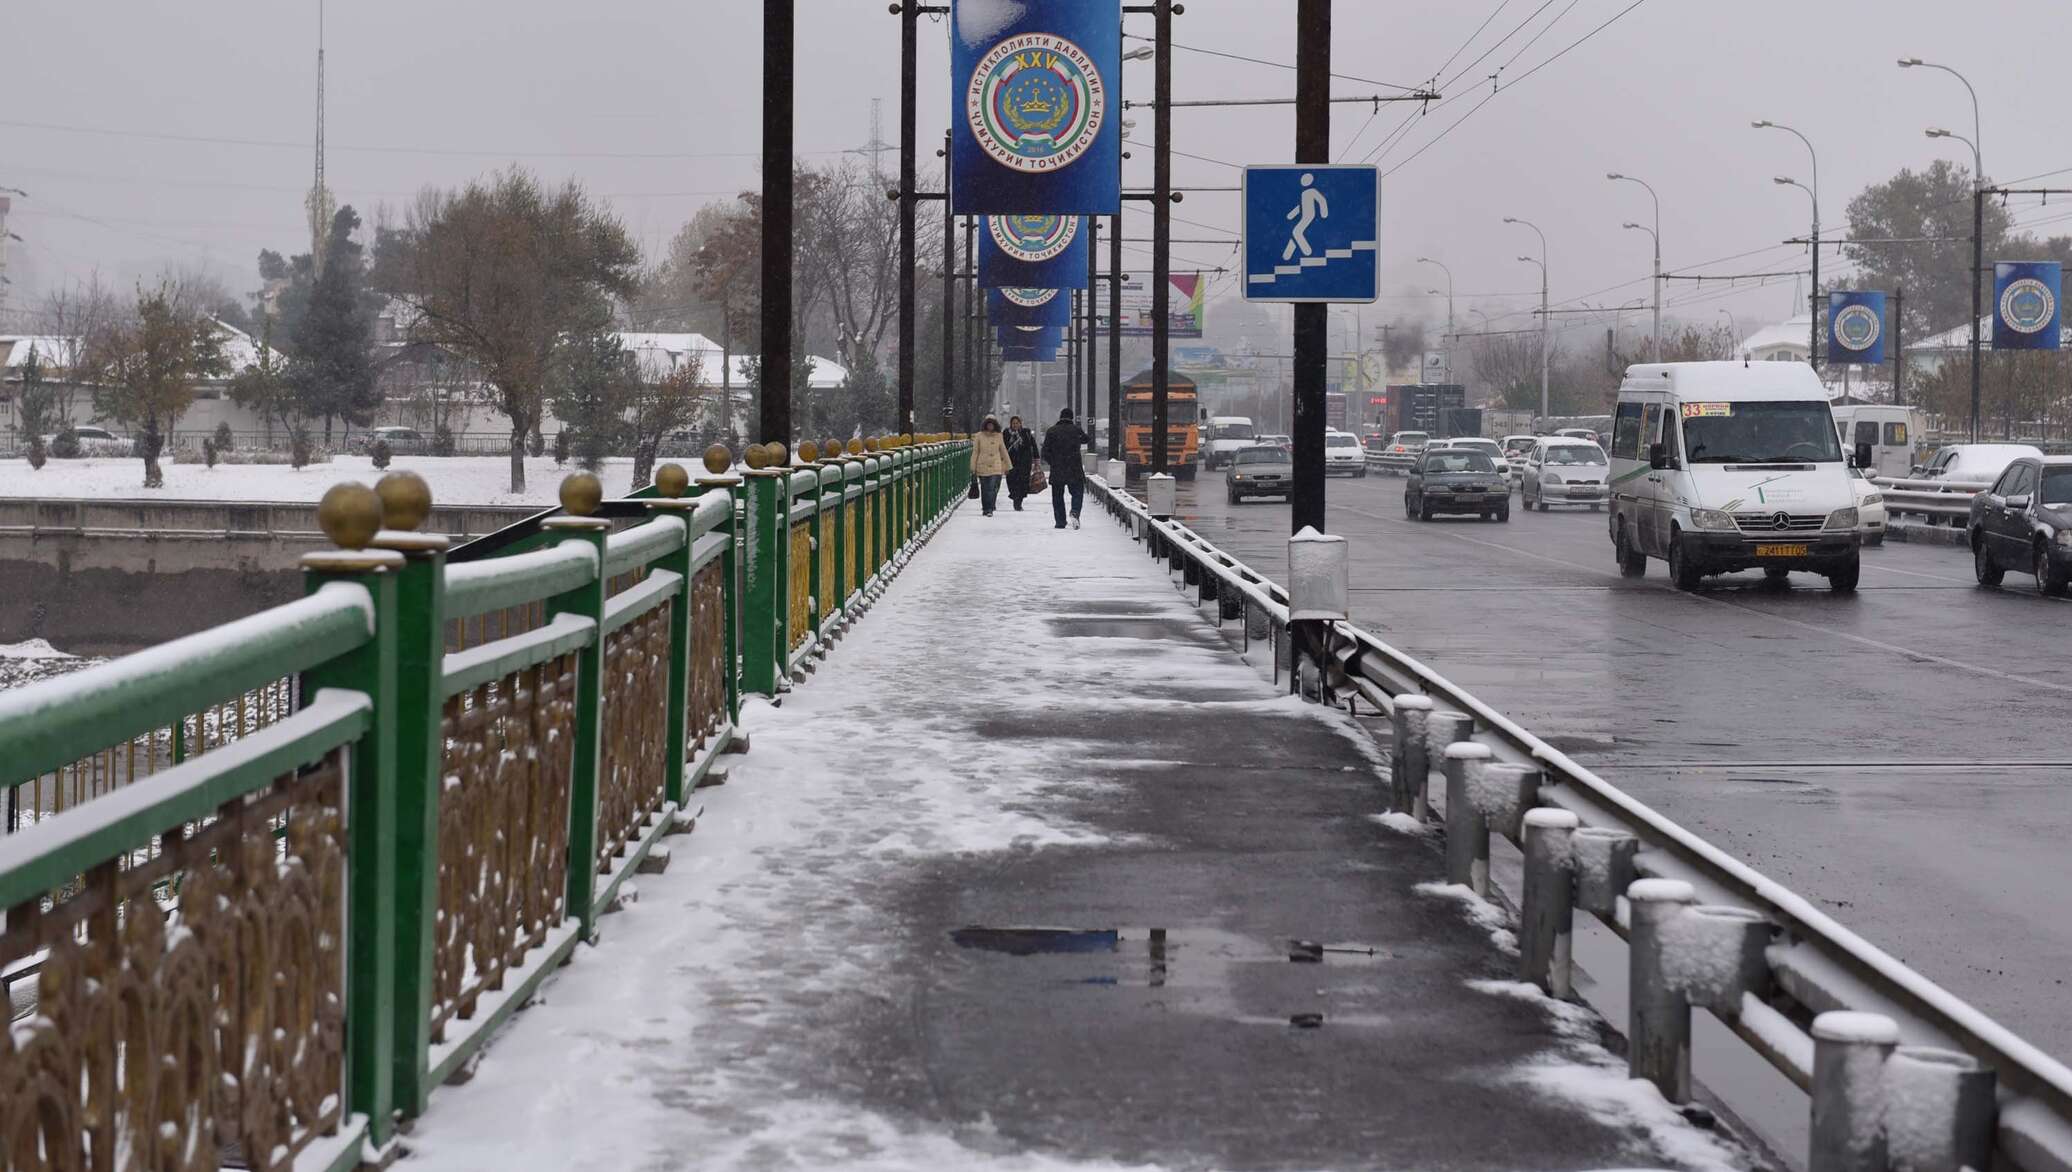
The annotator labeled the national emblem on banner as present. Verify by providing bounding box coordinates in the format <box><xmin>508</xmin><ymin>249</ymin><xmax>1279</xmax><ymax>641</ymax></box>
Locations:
<box><xmin>969</xmin><ymin>36</ymin><xmax>1104</xmax><ymax>173</ymax></box>
<box><xmin>1994</xmin><ymin>262</ymin><xmax>2061</xmax><ymax>350</ymax></box>
<box><xmin>1827</xmin><ymin>291</ymin><xmax>1887</xmax><ymax>365</ymax></box>
<box><xmin>979</xmin><ymin>215</ymin><xmax>1088</xmax><ymax>289</ymax></box>
<box><xmin>950</xmin><ymin>0</ymin><xmax>1123</xmax><ymax>215</ymax></box>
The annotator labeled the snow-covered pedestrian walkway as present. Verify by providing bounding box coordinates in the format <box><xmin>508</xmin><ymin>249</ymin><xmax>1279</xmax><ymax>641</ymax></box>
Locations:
<box><xmin>402</xmin><ymin>498</ymin><xmax>1751</xmax><ymax>1172</ymax></box>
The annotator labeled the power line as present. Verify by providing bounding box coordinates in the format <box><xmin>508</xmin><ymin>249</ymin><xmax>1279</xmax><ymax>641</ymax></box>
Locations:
<box><xmin>1122</xmin><ymin>35</ymin><xmax>1423</xmax><ymax>92</ymax></box>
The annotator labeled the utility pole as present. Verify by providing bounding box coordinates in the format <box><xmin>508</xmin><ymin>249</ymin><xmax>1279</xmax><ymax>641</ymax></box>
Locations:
<box><xmin>962</xmin><ymin>215</ymin><xmax>976</xmax><ymax>431</ymax></box>
<box><xmin>942</xmin><ymin>130</ymin><xmax>955</xmax><ymax>435</ymax></box>
<box><xmin>1290</xmin><ymin>0</ymin><xmax>1330</xmax><ymax>534</ymax></box>
<box><xmin>1150</xmin><ymin>0</ymin><xmax>1174</xmax><ymax>475</ymax></box>
<box><xmin>1108</xmin><ymin>213</ymin><xmax>1123</xmax><ymax>461</ymax></box>
<box><xmin>1086</xmin><ymin>217</ymin><xmax>1099</xmax><ymax>451</ymax></box>
<box><xmin>894</xmin><ymin>1</ymin><xmax>924</xmax><ymax>433</ymax></box>
<box><xmin>308</xmin><ymin>0</ymin><xmax>333</xmax><ymax>274</ymax></box>
<box><xmin>760</xmin><ymin>0</ymin><xmax>793</xmax><ymax>448</ymax></box>
<box><xmin>1892</xmin><ymin>285</ymin><xmax>1905</xmax><ymax>406</ymax></box>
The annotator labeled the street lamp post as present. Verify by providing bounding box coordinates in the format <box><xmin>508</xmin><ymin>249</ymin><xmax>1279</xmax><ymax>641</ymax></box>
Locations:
<box><xmin>1903</xmin><ymin>59</ymin><xmax>1983</xmax><ymax>441</ymax></box>
<box><xmin>1718</xmin><ymin>309</ymin><xmax>1740</xmax><ymax>357</ymax></box>
<box><xmin>1606</xmin><ymin>174</ymin><xmax>1661</xmax><ymax>361</ymax></box>
<box><xmin>1417</xmin><ymin>256</ymin><xmax>1455</xmax><ymax>379</ymax></box>
<box><xmin>1751</xmin><ymin>121</ymin><xmax>1820</xmax><ymax>368</ymax></box>
<box><xmin>1773</xmin><ymin>176</ymin><xmax>1818</xmax><ymax>365</ymax></box>
<box><xmin>1504</xmin><ymin>217</ymin><xmax>1550</xmax><ymax>421</ymax></box>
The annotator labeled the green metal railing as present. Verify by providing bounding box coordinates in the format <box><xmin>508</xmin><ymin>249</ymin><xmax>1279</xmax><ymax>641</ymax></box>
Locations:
<box><xmin>0</xmin><ymin>435</ymin><xmax>971</xmax><ymax>1168</ymax></box>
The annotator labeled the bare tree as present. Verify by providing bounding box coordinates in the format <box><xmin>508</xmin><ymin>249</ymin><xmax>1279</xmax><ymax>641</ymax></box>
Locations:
<box><xmin>374</xmin><ymin>169</ymin><xmax>641</xmax><ymax>493</ymax></box>
<box><xmin>35</xmin><ymin>277</ymin><xmax>124</xmax><ymax>431</ymax></box>
<box><xmin>627</xmin><ymin>354</ymin><xmax>705</xmax><ymax>491</ymax></box>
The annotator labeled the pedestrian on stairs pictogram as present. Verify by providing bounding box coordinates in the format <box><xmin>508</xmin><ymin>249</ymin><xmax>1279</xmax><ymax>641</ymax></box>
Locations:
<box><xmin>1243</xmin><ymin>164</ymin><xmax>1379</xmax><ymax>304</ymax></box>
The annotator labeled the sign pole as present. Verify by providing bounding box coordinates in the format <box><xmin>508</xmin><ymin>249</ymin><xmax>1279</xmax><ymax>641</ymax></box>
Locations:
<box><xmin>760</xmin><ymin>0</ymin><xmax>794</xmax><ymax>449</ymax></box>
<box><xmin>942</xmin><ymin>130</ymin><xmax>955</xmax><ymax>435</ymax></box>
<box><xmin>1290</xmin><ymin>0</ymin><xmax>1330</xmax><ymax>535</ymax></box>
<box><xmin>1150</xmin><ymin>0</ymin><xmax>1172</xmax><ymax>475</ymax></box>
<box><xmin>1892</xmin><ymin>285</ymin><xmax>1905</xmax><ymax>407</ymax></box>
<box><xmin>1086</xmin><ymin>218</ymin><xmax>1100</xmax><ymax>451</ymax></box>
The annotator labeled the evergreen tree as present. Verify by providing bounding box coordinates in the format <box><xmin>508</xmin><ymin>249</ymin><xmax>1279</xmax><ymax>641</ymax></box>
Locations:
<box><xmin>291</xmin><ymin>207</ymin><xmax>383</xmax><ymax>444</ymax></box>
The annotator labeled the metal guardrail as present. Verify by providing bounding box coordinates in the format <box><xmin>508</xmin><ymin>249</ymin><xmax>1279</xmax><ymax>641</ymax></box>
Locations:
<box><xmin>1871</xmin><ymin>476</ymin><xmax>1990</xmax><ymax>523</ymax></box>
<box><xmin>1085</xmin><ymin>472</ymin><xmax>2072</xmax><ymax>1172</ymax></box>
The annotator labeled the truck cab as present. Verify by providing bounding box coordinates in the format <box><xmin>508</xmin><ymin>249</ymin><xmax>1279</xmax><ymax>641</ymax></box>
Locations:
<box><xmin>1122</xmin><ymin>367</ymin><xmax>1202</xmax><ymax>480</ymax></box>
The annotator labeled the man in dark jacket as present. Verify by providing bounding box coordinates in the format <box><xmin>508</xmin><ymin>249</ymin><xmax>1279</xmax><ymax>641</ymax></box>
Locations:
<box><xmin>1040</xmin><ymin>408</ymin><xmax>1090</xmax><ymax>529</ymax></box>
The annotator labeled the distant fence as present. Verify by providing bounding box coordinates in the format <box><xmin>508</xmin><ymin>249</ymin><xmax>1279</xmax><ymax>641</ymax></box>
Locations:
<box><xmin>0</xmin><ymin>434</ymin><xmax>971</xmax><ymax>1167</ymax></box>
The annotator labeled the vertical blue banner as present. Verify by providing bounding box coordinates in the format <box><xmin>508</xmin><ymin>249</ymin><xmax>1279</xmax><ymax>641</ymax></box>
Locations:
<box><xmin>1001</xmin><ymin>325</ymin><xmax>1064</xmax><ymax>350</ymax></box>
<box><xmin>979</xmin><ymin>215</ymin><xmax>1089</xmax><ymax>289</ymax></box>
<box><xmin>951</xmin><ymin>0</ymin><xmax>1122</xmax><ymax>215</ymax></box>
<box><xmin>1000</xmin><ymin>345</ymin><xmax>1061</xmax><ymax>363</ymax></box>
<box><xmin>1828</xmin><ymin>291</ymin><xmax>1887</xmax><ymax>365</ymax></box>
<box><xmin>1994</xmin><ymin>262</ymin><xmax>2062</xmax><ymax>350</ymax></box>
<box><xmin>987</xmin><ymin>287</ymin><xmax>1071</xmax><ymax>329</ymax></box>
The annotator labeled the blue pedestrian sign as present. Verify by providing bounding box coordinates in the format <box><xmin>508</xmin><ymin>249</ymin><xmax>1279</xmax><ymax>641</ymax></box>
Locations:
<box><xmin>1242</xmin><ymin>164</ymin><xmax>1379</xmax><ymax>303</ymax></box>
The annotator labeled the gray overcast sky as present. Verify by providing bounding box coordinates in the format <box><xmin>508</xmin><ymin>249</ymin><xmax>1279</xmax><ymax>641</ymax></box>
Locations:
<box><xmin>6</xmin><ymin>1</ymin><xmax>2071</xmax><ymax>348</ymax></box>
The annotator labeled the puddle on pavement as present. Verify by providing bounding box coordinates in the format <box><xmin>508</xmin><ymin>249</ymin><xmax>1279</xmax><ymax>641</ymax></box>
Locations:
<box><xmin>950</xmin><ymin>926</ymin><xmax>1395</xmax><ymax>1005</ymax></box>
<box><xmin>1045</xmin><ymin>616</ymin><xmax>1216</xmax><ymax>642</ymax></box>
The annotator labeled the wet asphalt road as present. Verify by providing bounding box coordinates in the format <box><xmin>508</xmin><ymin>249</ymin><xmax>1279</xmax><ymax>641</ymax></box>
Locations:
<box><xmin>1168</xmin><ymin>470</ymin><xmax>2072</xmax><ymax>1062</ymax></box>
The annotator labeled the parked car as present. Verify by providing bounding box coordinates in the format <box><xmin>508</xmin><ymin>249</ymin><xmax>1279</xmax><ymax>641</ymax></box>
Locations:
<box><xmin>1374</xmin><ymin>430</ymin><xmax>1430</xmax><ymax>474</ymax></box>
<box><xmin>1325</xmin><ymin>430</ymin><xmax>1367</xmax><ymax>477</ymax></box>
<box><xmin>1404</xmin><ymin>448</ymin><xmax>1509</xmax><ymax>522</ymax></box>
<box><xmin>1968</xmin><ymin>454</ymin><xmax>2072</xmax><ymax>594</ymax></box>
<box><xmin>1224</xmin><ymin>444</ymin><xmax>1293</xmax><ymax>504</ymax></box>
<box><xmin>1500</xmin><ymin>434</ymin><xmax>1539</xmax><ymax>486</ymax></box>
<box><xmin>1916</xmin><ymin>443</ymin><xmax>2043</xmax><ymax>485</ymax></box>
<box><xmin>1520</xmin><ymin>438</ymin><xmax>1610</xmax><ymax>512</ymax></box>
<box><xmin>1848</xmin><ymin>466</ymin><xmax>1887</xmax><ymax>546</ymax></box>
<box><xmin>351</xmin><ymin>426</ymin><xmax>432</xmax><ymax>456</ymax></box>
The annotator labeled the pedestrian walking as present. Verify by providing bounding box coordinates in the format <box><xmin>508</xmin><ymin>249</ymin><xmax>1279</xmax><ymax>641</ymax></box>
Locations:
<box><xmin>970</xmin><ymin>415</ymin><xmax>1011</xmax><ymax>517</ymax></box>
<box><xmin>1003</xmin><ymin>415</ymin><xmax>1039</xmax><ymax>511</ymax></box>
<box><xmin>1041</xmin><ymin>408</ymin><xmax>1090</xmax><ymax>530</ymax></box>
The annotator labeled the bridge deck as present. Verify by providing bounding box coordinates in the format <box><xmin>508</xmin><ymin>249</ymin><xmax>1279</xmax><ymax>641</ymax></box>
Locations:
<box><xmin>403</xmin><ymin>501</ymin><xmax>1745</xmax><ymax>1170</ymax></box>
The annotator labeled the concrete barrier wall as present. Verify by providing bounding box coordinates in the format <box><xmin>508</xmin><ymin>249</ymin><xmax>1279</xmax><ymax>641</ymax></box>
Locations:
<box><xmin>0</xmin><ymin>498</ymin><xmax>540</xmax><ymax>655</ymax></box>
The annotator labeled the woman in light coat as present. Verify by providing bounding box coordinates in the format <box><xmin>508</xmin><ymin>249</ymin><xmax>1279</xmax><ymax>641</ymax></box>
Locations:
<box><xmin>970</xmin><ymin>415</ymin><xmax>1011</xmax><ymax>516</ymax></box>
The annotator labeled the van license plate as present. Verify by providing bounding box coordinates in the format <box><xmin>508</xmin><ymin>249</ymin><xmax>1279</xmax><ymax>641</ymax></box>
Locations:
<box><xmin>1755</xmin><ymin>543</ymin><xmax>1808</xmax><ymax>557</ymax></box>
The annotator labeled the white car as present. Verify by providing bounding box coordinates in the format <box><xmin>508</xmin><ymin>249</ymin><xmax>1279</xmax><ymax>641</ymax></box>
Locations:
<box><xmin>1434</xmin><ymin>437</ymin><xmax>1506</xmax><ymax>465</ymax></box>
<box><xmin>1500</xmin><ymin>434</ymin><xmax>1539</xmax><ymax>486</ymax></box>
<box><xmin>1849</xmin><ymin>466</ymin><xmax>1888</xmax><ymax>546</ymax></box>
<box><xmin>1520</xmin><ymin>438</ymin><xmax>1610</xmax><ymax>512</ymax></box>
<box><xmin>1325</xmin><ymin>430</ymin><xmax>1367</xmax><ymax>477</ymax></box>
<box><xmin>1916</xmin><ymin>443</ymin><xmax>2043</xmax><ymax>485</ymax></box>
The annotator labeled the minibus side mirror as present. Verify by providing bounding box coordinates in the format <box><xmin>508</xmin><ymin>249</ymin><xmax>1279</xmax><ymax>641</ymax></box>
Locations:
<box><xmin>1648</xmin><ymin>442</ymin><xmax>1668</xmax><ymax>471</ymax></box>
<box><xmin>1853</xmin><ymin>442</ymin><xmax>1874</xmax><ymax>470</ymax></box>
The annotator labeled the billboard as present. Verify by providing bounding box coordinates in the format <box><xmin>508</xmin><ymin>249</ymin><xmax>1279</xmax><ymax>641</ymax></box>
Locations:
<box><xmin>1093</xmin><ymin>273</ymin><xmax>1205</xmax><ymax>338</ymax></box>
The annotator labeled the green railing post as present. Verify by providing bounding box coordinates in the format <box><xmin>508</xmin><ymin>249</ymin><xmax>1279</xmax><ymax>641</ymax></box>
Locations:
<box><xmin>542</xmin><ymin>506</ymin><xmax>610</xmax><ymax>941</ymax></box>
<box><xmin>368</xmin><ymin>476</ymin><xmax>449</xmax><ymax>1122</ymax></box>
<box><xmin>647</xmin><ymin>464</ymin><xmax>697</xmax><ymax>807</ymax></box>
<box><xmin>297</xmin><ymin>487</ymin><xmax>404</xmax><ymax>1151</ymax></box>
<box><xmin>821</xmin><ymin>459</ymin><xmax>845</xmax><ymax>627</ymax></box>
<box><xmin>847</xmin><ymin>457</ymin><xmax>866</xmax><ymax>602</ymax></box>
<box><xmin>740</xmin><ymin>462</ymin><xmax>786</xmax><ymax>697</ymax></box>
<box><xmin>869</xmin><ymin>449</ymin><xmax>888</xmax><ymax>578</ymax></box>
<box><xmin>706</xmin><ymin>472</ymin><xmax>746</xmax><ymax>724</ymax></box>
<box><xmin>802</xmin><ymin>466</ymin><xmax>823</xmax><ymax>645</ymax></box>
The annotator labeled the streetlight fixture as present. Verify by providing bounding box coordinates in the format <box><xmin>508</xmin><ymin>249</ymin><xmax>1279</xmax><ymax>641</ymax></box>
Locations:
<box><xmin>1771</xmin><ymin>176</ymin><xmax>1819</xmax><ymax>367</ymax></box>
<box><xmin>1416</xmin><ymin>256</ymin><xmax>1455</xmax><ymax>372</ymax></box>
<box><xmin>1504</xmin><ymin>217</ymin><xmax>1550</xmax><ymax>421</ymax></box>
<box><xmin>1902</xmin><ymin>57</ymin><xmax>1985</xmax><ymax>442</ymax></box>
<box><xmin>1718</xmin><ymin>309</ymin><xmax>1741</xmax><ymax>357</ymax></box>
<box><xmin>1606</xmin><ymin>173</ymin><xmax>1662</xmax><ymax>361</ymax></box>
<box><xmin>1750</xmin><ymin>120</ymin><xmax>1820</xmax><ymax>366</ymax></box>
<box><xmin>1123</xmin><ymin>45</ymin><xmax>1154</xmax><ymax>61</ymax></box>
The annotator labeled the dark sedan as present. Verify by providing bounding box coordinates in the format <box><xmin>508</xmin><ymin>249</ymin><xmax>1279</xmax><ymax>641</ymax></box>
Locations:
<box><xmin>1224</xmin><ymin>444</ymin><xmax>1292</xmax><ymax>504</ymax></box>
<box><xmin>1405</xmin><ymin>449</ymin><xmax>1509</xmax><ymax>522</ymax></box>
<box><xmin>1969</xmin><ymin>455</ymin><xmax>2072</xmax><ymax>594</ymax></box>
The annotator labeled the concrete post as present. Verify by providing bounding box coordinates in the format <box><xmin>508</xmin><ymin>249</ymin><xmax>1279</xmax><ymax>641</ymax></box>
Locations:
<box><xmin>1672</xmin><ymin>906</ymin><xmax>1775</xmax><ymax>1013</ymax></box>
<box><xmin>1883</xmin><ymin>1046</ymin><xmax>1996</xmax><ymax>1172</ymax></box>
<box><xmin>1082</xmin><ymin>449</ymin><xmax>1098</xmax><ymax>477</ymax></box>
<box><xmin>1146</xmin><ymin>472</ymin><xmax>1176</xmax><ymax>519</ymax></box>
<box><xmin>1810</xmin><ymin>1011</ymin><xmax>1900</xmax><ymax>1172</ymax></box>
<box><xmin>1627</xmin><ymin>877</ymin><xmax>1697</xmax><ymax>1103</ymax></box>
<box><xmin>1390</xmin><ymin>696</ymin><xmax>1433</xmax><ymax>816</ymax></box>
<box><xmin>1473</xmin><ymin>761</ymin><xmax>1539</xmax><ymax>842</ymax></box>
<box><xmin>1571</xmin><ymin>826</ymin><xmax>1639</xmax><ymax>918</ymax></box>
<box><xmin>1288</xmin><ymin>529</ymin><xmax>1349</xmax><ymax>622</ymax></box>
<box><xmin>1519</xmin><ymin>808</ymin><xmax>1578</xmax><ymax>997</ymax></box>
<box><xmin>1103</xmin><ymin>458</ymin><xmax>1126</xmax><ymax>484</ymax></box>
<box><xmin>1442</xmin><ymin>742</ymin><xmax>1493</xmax><ymax>895</ymax></box>
<box><xmin>1424</xmin><ymin>710</ymin><xmax>1474</xmax><ymax>820</ymax></box>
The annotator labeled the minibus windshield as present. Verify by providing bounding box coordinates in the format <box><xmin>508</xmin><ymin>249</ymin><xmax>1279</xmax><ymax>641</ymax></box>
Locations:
<box><xmin>1682</xmin><ymin>401</ymin><xmax>1842</xmax><ymax>464</ymax></box>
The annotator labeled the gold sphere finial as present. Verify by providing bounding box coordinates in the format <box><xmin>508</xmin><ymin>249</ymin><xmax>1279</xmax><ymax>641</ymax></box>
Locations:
<box><xmin>798</xmin><ymin>440</ymin><xmax>820</xmax><ymax>463</ymax></box>
<box><xmin>743</xmin><ymin>444</ymin><xmax>770</xmax><ymax>470</ymax></box>
<box><xmin>764</xmin><ymin>441</ymin><xmax>789</xmax><ymax>467</ymax></box>
<box><xmin>900</xmin><ymin>433</ymin><xmax>915</xmax><ymax>447</ymax></box>
<box><xmin>703</xmin><ymin>444</ymin><xmax>733</xmax><ymax>475</ymax></box>
<box><xmin>822</xmin><ymin>438</ymin><xmax>841</xmax><ymax>461</ymax></box>
<box><xmin>318</xmin><ymin>482</ymin><xmax>383</xmax><ymax>550</ymax></box>
<box><xmin>846</xmin><ymin>438</ymin><xmax>864</xmax><ymax>456</ymax></box>
<box><xmin>560</xmin><ymin>472</ymin><xmax>604</xmax><ymax>517</ymax></box>
<box><xmin>864</xmin><ymin>437</ymin><xmax>880</xmax><ymax>453</ymax></box>
<box><xmin>375</xmin><ymin>471</ymin><xmax>433</xmax><ymax>532</ymax></box>
<box><xmin>654</xmin><ymin>463</ymin><xmax>690</xmax><ymax>498</ymax></box>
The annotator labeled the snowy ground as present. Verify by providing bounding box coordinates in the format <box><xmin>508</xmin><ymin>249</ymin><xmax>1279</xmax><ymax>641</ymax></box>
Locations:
<box><xmin>0</xmin><ymin>639</ymin><xmax>100</xmax><ymax>691</ymax></box>
<box><xmin>0</xmin><ymin>455</ymin><xmax>654</xmax><ymax>507</ymax></box>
